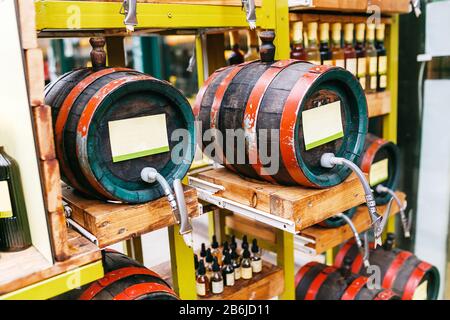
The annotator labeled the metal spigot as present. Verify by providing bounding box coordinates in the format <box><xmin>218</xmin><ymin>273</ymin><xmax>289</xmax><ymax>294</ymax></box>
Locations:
<box><xmin>120</xmin><ymin>0</ymin><xmax>138</xmax><ymax>32</ymax></box>
<box><xmin>241</xmin><ymin>0</ymin><xmax>256</xmax><ymax>29</ymax></box>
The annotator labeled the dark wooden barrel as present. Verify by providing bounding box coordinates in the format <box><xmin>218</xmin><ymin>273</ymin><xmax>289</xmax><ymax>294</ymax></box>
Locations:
<box><xmin>295</xmin><ymin>261</ymin><xmax>400</xmax><ymax>300</ymax></box>
<box><xmin>194</xmin><ymin>31</ymin><xmax>368</xmax><ymax>188</ymax></box>
<box><xmin>318</xmin><ymin>207</ymin><xmax>357</xmax><ymax>228</ymax></box>
<box><xmin>44</xmin><ymin>40</ymin><xmax>195</xmax><ymax>204</ymax></box>
<box><xmin>359</xmin><ymin>133</ymin><xmax>400</xmax><ymax>205</ymax></box>
<box><xmin>334</xmin><ymin>235</ymin><xmax>440</xmax><ymax>300</ymax></box>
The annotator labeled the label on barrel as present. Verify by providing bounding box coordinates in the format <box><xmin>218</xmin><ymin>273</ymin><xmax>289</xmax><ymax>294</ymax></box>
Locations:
<box><xmin>369</xmin><ymin>158</ymin><xmax>389</xmax><ymax>186</ymax></box>
<box><xmin>0</xmin><ymin>181</ymin><xmax>13</xmax><ymax>218</ymax></box>
<box><xmin>302</xmin><ymin>101</ymin><xmax>344</xmax><ymax>151</ymax></box>
<box><xmin>108</xmin><ymin>114</ymin><xmax>170</xmax><ymax>163</ymax></box>
<box><xmin>413</xmin><ymin>280</ymin><xmax>428</xmax><ymax>300</ymax></box>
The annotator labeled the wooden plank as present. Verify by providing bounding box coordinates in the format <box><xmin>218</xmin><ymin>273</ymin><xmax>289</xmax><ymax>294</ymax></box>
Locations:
<box><xmin>152</xmin><ymin>260</ymin><xmax>284</xmax><ymax>300</ymax></box>
<box><xmin>289</xmin><ymin>12</ymin><xmax>392</xmax><ymax>25</ymax></box>
<box><xmin>17</xmin><ymin>0</ymin><xmax>38</xmax><ymax>49</ymax></box>
<box><xmin>225</xmin><ymin>214</ymin><xmax>277</xmax><ymax>245</ymax></box>
<box><xmin>367</xmin><ymin>91</ymin><xmax>391</xmax><ymax>118</ymax></box>
<box><xmin>195</xmin><ymin>168</ymin><xmax>366</xmax><ymax>231</ymax></box>
<box><xmin>63</xmin><ymin>185</ymin><xmax>200</xmax><ymax>247</ymax></box>
<box><xmin>290</xmin><ymin>0</ymin><xmax>410</xmax><ymax>14</ymax></box>
<box><xmin>47</xmin><ymin>208</ymin><xmax>70</xmax><ymax>262</ymax></box>
<box><xmin>40</xmin><ymin>159</ymin><xmax>63</xmax><ymax>213</ymax></box>
<box><xmin>0</xmin><ymin>228</ymin><xmax>101</xmax><ymax>295</ymax></box>
<box><xmin>32</xmin><ymin>105</ymin><xmax>56</xmax><ymax>161</ymax></box>
<box><xmin>300</xmin><ymin>192</ymin><xmax>406</xmax><ymax>254</ymax></box>
<box><xmin>24</xmin><ymin>49</ymin><xmax>45</xmax><ymax>107</ymax></box>
<box><xmin>79</xmin><ymin>0</ymin><xmax>262</xmax><ymax>6</ymax></box>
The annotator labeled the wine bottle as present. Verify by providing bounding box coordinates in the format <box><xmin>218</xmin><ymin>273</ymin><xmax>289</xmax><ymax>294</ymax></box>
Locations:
<box><xmin>344</xmin><ymin>23</ymin><xmax>357</xmax><ymax>76</ymax></box>
<box><xmin>376</xmin><ymin>23</ymin><xmax>388</xmax><ymax>92</ymax></box>
<box><xmin>366</xmin><ymin>23</ymin><xmax>378</xmax><ymax>93</ymax></box>
<box><xmin>319</xmin><ymin>23</ymin><xmax>333</xmax><ymax>66</ymax></box>
<box><xmin>331</xmin><ymin>23</ymin><xmax>345</xmax><ymax>68</ymax></box>
<box><xmin>355</xmin><ymin>23</ymin><xmax>367</xmax><ymax>90</ymax></box>
<box><xmin>290</xmin><ymin>21</ymin><xmax>306</xmax><ymax>60</ymax></box>
<box><xmin>305</xmin><ymin>22</ymin><xmax>321</xmax><ymax>65</ymax></box>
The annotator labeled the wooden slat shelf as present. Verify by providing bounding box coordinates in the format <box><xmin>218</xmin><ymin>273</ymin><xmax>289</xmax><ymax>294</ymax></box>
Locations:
<box><xmin>191</xmin><ymin>168</ymin><xmax>366</xmax><ymax>232</ymax></box>
<box><xmin>367</xmin><ymin>91</ymin><xmax>391</xmax><ymax>118</ymax></box>
<box><xmin>299</xmin><ymin>191</ymin><xmax>406</xmax><ymax>254</ymax></box>
<box><xmin>63</xmin><ymin>185</ymin><xmax>200</xmax><ymax>248</ymax></box>
<box><xmin>0</xmin><ymin>228</ymin><xmax>101</xmax><ymax>295</ymax></box>
<box><xmin>289</xmin><ymin>0</ymin><xmax>411</xmax><ymax>14</ymax></box>
<box><xmin>289</xmin><ymin>12</ymin><xmax>393</xmax><ymax>25</ymax></box>
<box><xmin>152</xmin><ymin>260</ymin><xmax>284</xmax><ymax>300</ymax></box>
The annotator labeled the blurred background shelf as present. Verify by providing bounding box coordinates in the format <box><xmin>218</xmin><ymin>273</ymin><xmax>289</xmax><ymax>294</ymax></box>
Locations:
<box><xmin>289</xmin><ymin>0</ymin><xmax>411</xmax><ymax>14</ymax></box>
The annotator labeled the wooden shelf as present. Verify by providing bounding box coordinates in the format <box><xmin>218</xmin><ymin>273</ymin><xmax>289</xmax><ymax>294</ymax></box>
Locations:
<box><xmin>289</xmin><ymin>12</ymin><xmax>393</xmax><ymax>25</ymax></box>
<box><xmin>0</xmin><ymin>228</ymin><xmax>101</xmax><ymax>295</ymax></box>
<box><xmin>190</xmin><ymin>168</ymin><xmax>366</xmax><ymax>232</ymax></box>
<box><xmin>63</xmin><ymin>185</ymin><xmax>200</xmax><ymax>248</ymax></box>
<box><xmin>299</xmin><ymin>191</ymin><xmax>406</xmax><ymax>255</ymax></box>
<box><xmin>367</xmin><ymin>91</ymin><xmax>391</xmax><ymax>118</ymax></box>
<box><xmin>289</xmin><ymin>0</ymin><xmax>411</xmax><ymax>14</ymax></box>
<box><xmin>152</xmin><ymin>260</ymin><xmax>284</xmax><ymax>300</ymax></box>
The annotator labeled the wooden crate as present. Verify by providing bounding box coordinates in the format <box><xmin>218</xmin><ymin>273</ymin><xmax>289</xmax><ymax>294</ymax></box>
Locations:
<box><xmin>194</xmin><ymin>168</ymin><xmax>366</xmax><ymax>232</ymax></box>
<box><xmin>63</xmin><ymin>185</ymin><xmax>200</xmax><ymax>247</ymax></box>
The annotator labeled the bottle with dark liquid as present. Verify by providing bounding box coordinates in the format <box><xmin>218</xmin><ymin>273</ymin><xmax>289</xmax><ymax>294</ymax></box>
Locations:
<box><xmin>376</xmin><ymin>23</ymin><xmax>388</xmax><ymax>92</ymax></box>
<box><xmin>241</xmin><ymin>248</ymin><xmax>253</xmax><ymax>280</ymax></box>
<box><xmin>196</xmin><ymin>260</ymin><xmax>210</xmax><ymax>297</ymax></box>
<box><xmin>355</xmin><ymin>23</ymin><xmax>367</xmax><ymax>90</ymax></box>
<box><xmin>344</xmin><ymin>23</ymin><xmax>357</xmax><ymax>76</ymax></box>
<box><xmin>199</xmin><ymin>242</ymin><xmax>207</xmax><ymax>261</ymax></box>
<box><xmin>205</xmin><ymin>248</ymin><xmax>214</xmax><ymax>279</ymax></box>
<box><xmin>319</xmin><ymin>23</ymin><xmax>333</xmax><ymax>66</ymax></box>
<box><xmin>222</xmin><ymin>252</ymin><xmax>235</xmax><ymax>287</ymax></box>
<box><xmin>250</xmin><ymin>239</ymin><xmax>262</xmax><ymax>274</ymax></box>
<box><xmin>331</xmin><ymin>23</ymin><xmax>345</xmax><ymax>68</ymax></box>
<box><xmin>210</xmin><ymin>257</ymin><xmax>224</xmax><ymax>294</ymax></box>
<box><xmin>366</xmin><ymin>23</ymin><xmax>378</xmax><ymax>93</ymax></box>
<box><xmin>305</xmin><ymin>22</ymin><xmax>321</xmax><ymax>65</ymax></box>
<box><xmin>230</xmin><ymin>247</ymin><xmax>241</xmax><ymax>280</ymax></box>
<box><xmin>290</xmin><ymin>21</ymin><xmax>306</xmax><ymax>60</ymax></box>
<box><xmin>0</xmin><ymin>147</ymin><xmax>32</xmax><ymax>252</ymax></box>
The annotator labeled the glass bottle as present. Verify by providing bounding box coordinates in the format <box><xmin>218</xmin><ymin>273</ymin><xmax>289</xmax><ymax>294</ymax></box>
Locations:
<box><xmin>0</xmin><ymin>146</ymin><xmax>32</xmax><ymax>251</ymax></box>
<box><xmin>344</xmin><ymin>23</ymin><xmax>357</xmax><ymax>76</ymax></box>
<box><xmin>319</xmin><ymin>23</ymin><xmax>332</xmax><ymax>66</ymax></box>
<box><xmin>245</xmin><ymin>30</ymin><xmax>259</xmax><ymax>61</ymax></box>
<box><xmin>205</xmin><ymin>248</ymin><xmax>214</xmax><ymax>279</ymax></box>
<box><xmin>290</xmin><ymin>21</ymin><xmax>307</xmax><ymax>60</ymax></box>
<box><xmin>196</xmin><ymin>260</ymin><xmax>210</xmax><ymax>297</ymax></box>
<box><xmin>231</xmin><ymin>248</ymin><xmax>241</xmax><ymax>280</ymax></box>
<box><xmin>222</xmin><ymin>253</ymin><xmax>235</xmax><ymax>287</ymax></box>
<box><xmin>194</xmin><ymin>254</ymin><xmax>199</xmax><ymax>274</ymax></box>
<box><xmin>221</xmin><ymin>241</ymin><xmax>230</xmax><ymax>264</ymax></box>
<box><xmin>210</xmin><ymin>257</ymin><xmax>224</xmax><ymax>294</ymax></box>
<box><xmin>305</xmin><ymin>22</ymin><xmax>321</xmax><ymax>65</ymax></box>
<box><xmin>355</xmin><ymin>23</ymin><xmax>367</xmax><ymax>90</ymax></box>
<box><xmin>211</xmin><ymin>235</ymin><xmax>222</xmax><ymax>263</ymax></box>
<box><xmin>241</xmin><ymin>235</ymin><xmax>249</xmax><ymax>253</ymax></box>
<box><xmin>250</xmin><ymin>239</ymin><xmax>262</xmax><ymax>274</ymax></box>
<box><xmin>376</xmin><ymin>23</ymin><xmax>388</xmax><ymax>92</ymax></box>
<box><xmin>366</xmin><ymin>23</ymin><xmax>378</xmax><ymax>93</ymax></box>
<box><xmin>241</xmin><ymin>248</ymin><xmax>253</xmax><ymax>280</ymax></box>
<box><xmin>199</xmin><ymin>242</ymin><xmax>207</xmax><ymax>261</ymax></box>
<box><xmin>331</xmin><ymin>22</ymin><xmax>345</xmax><ymax>68</ymax></box>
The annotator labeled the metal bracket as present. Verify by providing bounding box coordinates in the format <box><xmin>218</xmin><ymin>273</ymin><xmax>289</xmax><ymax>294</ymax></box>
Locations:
<box><xmin>63</xmin><ymin>200</ymin><xmax>99</xmax><ymax>246</ymax></box>
<box><xmin>188</xmin><ymin>176</ymin><xmax>296</xmax><ymax>233</ymax></box>
<box><xmin>294</xmin><ymin>234</ymin><xmax>316</xmax><ymax>256</ymax></box>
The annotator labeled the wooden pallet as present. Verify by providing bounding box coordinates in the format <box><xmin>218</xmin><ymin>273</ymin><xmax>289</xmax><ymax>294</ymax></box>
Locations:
<box><xmin>0</xmin><ymin>228</ymin><xmax>101</xmax><ymax>295</ymax></box>
<box><xmin>193</xmin><ymin>168</ymin><xmax>366</xmax><ymax>232</ymax></box>
<box><xmin>152</xmin><ymin>260</ymin><xmax>284</xmax><ymax>300</ymax></box>
<box><xmin>300</xmin><ymin>191</ymin><xmax>406</xmax><ymax>254</ymax></box>
<box><xmin>63</xmin><ymin>185</ymin><xmax>200</xmax><ymax>248</ymax></box>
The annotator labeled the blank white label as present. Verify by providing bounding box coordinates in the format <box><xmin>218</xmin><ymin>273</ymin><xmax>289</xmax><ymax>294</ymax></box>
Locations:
<box><xmin>196</xmin><ymin>282</ymin><xmax>206</xmax><ymax>296</ymax></box>
<box><xmin>302</xmin><ymin>101</ymin><xmax>344</xmax><ymax>151</ymax></box>
<box><xmin>0</xmin><ymin>181</ymin><xmax>12</xmax><ymax>218</ymax></box>
<box><xmin>108</xmin><ymin>114</ymin><xmax>169</xmax><ymax>163</ymax></box>
<box><xmin>226</xmin><ymin>272</ymin><xmax>235</xmax><ymax>286</ymax></box>
<box><xmin>251</xmin><ymin>259</ymin><xmax>262</xmax><ymax>273</ymax></box>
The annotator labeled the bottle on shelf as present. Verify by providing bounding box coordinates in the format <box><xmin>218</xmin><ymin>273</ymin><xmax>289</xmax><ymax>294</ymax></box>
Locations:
<box><xmin>227</xmin><ymin>31</ymin><xmax>245</xmax><ymax>66</ymax></box>
<box><xmin>210</xmin><ymin>257</ymin><xmax>224</xmax><ymax>295</ymax></box>
<box><xmin>331</xmin><ymin>22</ymin><xmax>345</xmax><ymax>68</ymax></box>
<box><xmin>355</xmin><ymin>23</ymin><xmax>367</xmax><ymax>90</ymax></box>
<box><xmin>0</xmin><ymin>146</ymin><xmax>32</xmax><ymax>252</ymax></box>
<box><xmin>290</xmin><ymin>21</ymin><xmax>307</xmax><ymax>60</ymax></box>
<box><xmin>222</xmin><ymin>252</ymin><xmax>235</xmax><ymax>287</ymax></box>
<box><xmin>319</xmin><ymin>23</ymin><xmax>333</xmax><ymax>66</ymax></box>
<box><xmin>241</xmin><ymin>235</ymin><xmax>249</xmax><ymax>252</ymax></box>
<box><xmin>241</xmin><ymin>248</ymin><xmax>253</xmax><ymax>280</ymax></box>
<box><xmin>230</xmin><ymin>235</ymin><xmax>238</xmax><ymax>253</ymax></box>
<box><xmin>376</xmin><ymin>23</ymin><xmax>388</xmax><ymax>92</ymax></box>
<box><xmin>250</xmin><ymin>239</ymin><xmax>262</xmax><ymax>274</ymax></box>
<box><xmin>344</xmin><ymin>23</ymin><xmax>357</xmax><ymax>76</ymax></box>
<box><xmin>196</xmin><ymin>260</ymin><xmax>210</xmax><ymax>297</ymax></box>
<box><xmin>205</xmin><ymin>248</ymin><xmax>214</xmax><ymax>279</ymax></box>
<box><xmin>230</xmin><ymin>247</ymin><xmax>241</xmax><ymax>280</ymax></box>
<box><xmin>305</xmin><ymin>22</ymin><xmax>321</xmax><ymax>65</ymax></box>
<box><xmin>366</xmin><ymin>23</ymin><xmax>378</xmax><ymax>93</ymax></box>
<box><xmin>199</xmin><ymin>242</ymin><xmax>207</xmax><ymax>261</ymax></box>
<box><xmin>222</xmin><ymin>241</ymin><xmax>230</xmax><ymax>260</ymax></box>
<box><xmin>194</xmin><ymin>254</ymin><xmax>199</xmax><ymax>273</ymax></box>
<box><xmin>211</xmin><ymin>235</ymin><xmax>222</xmax><ymax>263</ymax></box>
<box><xmin>245</xmin><ymin>30</ymin><xmax>259</xmax><ymax>61</ymax></box>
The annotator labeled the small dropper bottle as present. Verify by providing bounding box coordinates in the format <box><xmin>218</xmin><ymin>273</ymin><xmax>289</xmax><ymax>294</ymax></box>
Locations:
<box><xmin>196</xmin><ymin>260</ymin><xmax>210</xmax><ymax>297</ymax></box>
<box><xmin>241</xmin><ymin>248</ymin><xmax>253</xmax><ymax>280</ymax></box>
<box><xmin>221</xmin><ymin>241</ymin><xmax>230</xmax><ymax>265</ymax></box>
<box><xmin>194</xmin><ymin>254</ymin><xmax>199</xmax><ymax>274</ymax></box>
<box><xmin>205</xmin><ymin>248</ymin><xmax>214</xmax><ymax>279</ymax></box>
<box><xmin>250</xmin><ymin>239</ymin><xmax>262</xmax><ymax>274</ymax></box>
<box><xmin>211</xmin><ymin>257</ymin><xmax>224</xmax><ymax>294</ymax></box>
<box><xmin>222</xmin><ymin>252</ymin><xmax>235</xmax><ymax>287</ymax></box>
<box><xmin>199</xmin><ymin>243</ymin><xmax>207</xmax><ymax>261</ymax></box>
<box><xmin>211</xmin><ymin>235</ymin><xmax>222</xmax><ymax>262</ymax></box>
<box><xmin>242</xmin><ymin>235</ymin><xmax>249</xmax><ymax>252</ymax></box>
<box><xmin>230</xmin><ymin>247</ymin><xmax>241</xmax><ymax>280</ymax></box>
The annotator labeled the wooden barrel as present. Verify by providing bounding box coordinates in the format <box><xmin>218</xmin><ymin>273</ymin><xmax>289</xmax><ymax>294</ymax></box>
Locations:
<box><xmin>359</xmin><ymin>133</ymin><xmax>400</xmax><ymax>205</ymax></box>
<box><xmin>295</xmin><ymin>261</ymin><xmax>400</xmax><ymax>300</ymax></box>
<box><xmin>334</xmin><ymin>235</ymin><xmax>440</xmax><ymax>300</ymax></box>
<box><xmin>194</xmin><ymin>31</ymin><xmax>368</xmax><ymax>188</ymax></box>
<box><xmin>44</xmin><ymin>40</ymin><xmax>195</xmax><ymax>204</ymax></box>
<box><xmin>318</xmin><ymin>207</ymin><xmax>357</xmax><ymax>228</ymax></box>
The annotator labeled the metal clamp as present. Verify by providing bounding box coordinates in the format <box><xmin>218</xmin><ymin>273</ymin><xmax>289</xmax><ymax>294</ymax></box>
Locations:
<box><xmin>120</xmin><ymin>0</ymin><xmax>137</xmax><ymax>32</ymax></box>
<box><xmin>241</xmin><ymin>0</ymin><xmax>257</xmax><ymax>29</ymax></box>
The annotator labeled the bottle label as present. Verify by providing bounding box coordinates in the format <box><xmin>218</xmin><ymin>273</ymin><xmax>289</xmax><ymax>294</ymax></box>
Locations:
<box><xmin>0</xmin><ymin>181</ymin><xmax>13</xmax><ymax>218</ymax></box>
<box><xmin>370</xmin><ymin>158</ymin><xmax>389</xmax><ymax>186</ymax></box>
<box><xmin>345</xmin><ymin>58</ymin><xmax>357</xmax><ymax>75</ymax></box>
<box><xmin>241</xmin><ymin>267</ymin><xmax>253</xmax><ymax>280</ymax></box>
<box><xmin>323</xmin><ymin>60</ymin><xmax>334</xmax><ymax>66</ymax></box>
<box><xmin>370</xmin><ymin>76</ymin><xmax>377</xmax><ymax>90</ymax></box>
<box><xmin>379</xmin><ymin>75</ymin><xmax>387</xmax><ymax>89</ymax></box>
<box><xmin>359</xmin><ymin>77</ymin><xmax>366</xmax><ymax>90</ymax></box>
<box><xmin>251</xmin><ymin>259</ymin><xmax>263</xmax><ymax>273</ymax></box>
<box><xmin>378</xmin><ymin>56</ymin><xmax>387</xmax><ymax>74</ymax></box>
<box><xmin>357</xmin><ymin>57</ymin><xmax>367</xmax><ymax>77</ymax></box>
<box><xmin>234</xmin><ymin>267</ymin><xmax>241</xmax><ymax>280</ymax></box>
<box><xmin>369</xmin><ymin>57</ymin><xmax>378</xmax><ymax>75</ymax></box>
<box><xmin>226</xmin><ymin>272</ymin><xmax>235</xmax><ymax>286</ymax></box>
<box><xmin>196</xmin><ymin>282</ymin><xmax>206</xmax><ymax>296</ymax></box>
<box><xmin>334</xmin><ymin>59</ymin><xmax>345</xmax><ymax>68</ymax></box>
<box><xmin>212</xmin><ymin>280</ymin><xmax>224</xmax><ymax>294</ymax></box>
